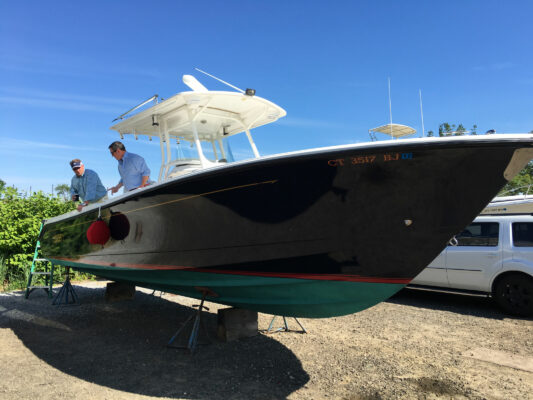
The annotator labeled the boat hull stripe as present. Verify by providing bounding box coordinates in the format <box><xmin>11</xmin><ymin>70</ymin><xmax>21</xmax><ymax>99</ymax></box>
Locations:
<box><xmin>51</xmin><ymin>257</ymin><xmax>410</xmax><ymax>284</ymax></box>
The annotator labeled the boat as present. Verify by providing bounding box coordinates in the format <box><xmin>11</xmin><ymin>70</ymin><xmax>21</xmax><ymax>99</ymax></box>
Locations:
<box><xmin>38</xmin><ymin>73</ymin><xmax>533</xmax><ymax>318</ymax></box>
<box><xmin>480</xmin><ymin>186</ymin><xmax>533</xmax><ymax>215</ymax></box>
<box><xmin>481</xmin><ymin>195</ymin><xmax>533</xmax><ymax>215</ymax></box>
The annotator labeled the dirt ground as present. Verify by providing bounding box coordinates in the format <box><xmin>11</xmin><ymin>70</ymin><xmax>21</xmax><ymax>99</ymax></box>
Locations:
<box><xmin>1</xmin><ymin>281</ymin><xmax>532</xmax><ymax>400</ymax></box>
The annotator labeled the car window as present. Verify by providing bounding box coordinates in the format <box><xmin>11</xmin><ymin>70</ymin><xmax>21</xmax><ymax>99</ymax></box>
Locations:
<box><xmin>454</xmin><ymin>222</ymin><xmax>499</xmax><ymax>246</ymax></box>
<box><xmin>512</xmin><ymin>223</ymin><xmax>533</xmax><ymax>247</ymax></box>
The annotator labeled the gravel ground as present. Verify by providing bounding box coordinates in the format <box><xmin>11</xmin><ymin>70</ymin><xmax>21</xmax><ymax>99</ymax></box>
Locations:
<box><xmin>1</xmin><ymin>281</ymin><xmax>532</xmax><ymax>400</ymax></box>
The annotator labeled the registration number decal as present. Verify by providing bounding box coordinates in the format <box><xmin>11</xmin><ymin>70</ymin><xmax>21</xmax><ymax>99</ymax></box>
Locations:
<box><xmin>328</xmin><ymin>152</ymin><xmax>413</xmax><ymax>167</ymax></box>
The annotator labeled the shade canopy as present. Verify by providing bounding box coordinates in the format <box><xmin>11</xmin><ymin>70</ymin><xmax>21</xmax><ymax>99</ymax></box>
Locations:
<box><xmin>369</xmin><ymin>123</ymin><xmax>416</xmax><ymax>138</ymax></box>
<box><xmin>111</xmin><ymin>91</ymin><xmax>287</xmax><ymax>142</ymax></box>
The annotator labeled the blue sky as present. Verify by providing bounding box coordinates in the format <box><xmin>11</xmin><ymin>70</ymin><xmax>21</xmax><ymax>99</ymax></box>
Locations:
<box><xmin>1</xmin><ymin>1</ymin><xmax>532</xmax><ymax>193</ymax></box>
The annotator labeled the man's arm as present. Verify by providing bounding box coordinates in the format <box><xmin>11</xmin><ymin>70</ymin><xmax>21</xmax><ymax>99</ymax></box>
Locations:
<box><xmin>140</xmin><ymin>175</ymin><xmax>149</xmax><ymax>188</ymax></box>
<box><xmin>83</xmin><ymin>171</ymin><xmax>98</xmax><ymax>202</ymax></box>
<box><xmin>136</xmin><ymin>156</ymin><xmax>151</xmax><ymax>188</ymax></box>
<box><xmin>69</xmin><ymin>178</ymin><xmax>78</xmax><ymax>201</ymax></box>
<box><xmin>110</xmin><ymin>181</ymin><xmax>123</xmax><ymax>194</ymax></box>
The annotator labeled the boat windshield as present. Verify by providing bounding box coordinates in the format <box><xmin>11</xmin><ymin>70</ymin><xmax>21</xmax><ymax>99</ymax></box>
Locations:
<box><xmin>172</xmin><ymin>137</ymin><xmax>235</xmax><ymax>163</ymax></box>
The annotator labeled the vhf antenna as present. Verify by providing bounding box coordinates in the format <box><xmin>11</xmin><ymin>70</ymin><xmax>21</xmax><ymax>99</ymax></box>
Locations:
<box><xmin>194</xmin><ymin>68</ymin><xmax>256</xmax><ymax>96</ymax></box>
<box><xmin>388</xmin><ymin>77</ymin><xmax>393</xmax><ymax>138</ymax></box>
<box><xmin>419</xmin><ymin>89</ymin><xmax>425</xmax><ymax>138</ymax></box>
<box><xmin>195</xmin><ymin>68</ymin><xmax>245</xmax><ymax>93</ymax></box>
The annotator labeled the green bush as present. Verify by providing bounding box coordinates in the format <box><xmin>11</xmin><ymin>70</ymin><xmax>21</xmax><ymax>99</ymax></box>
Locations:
<box><xmin>0</xmin><ymin>183</ymin><xmax>77</xmax><ymax>290</ymax></box>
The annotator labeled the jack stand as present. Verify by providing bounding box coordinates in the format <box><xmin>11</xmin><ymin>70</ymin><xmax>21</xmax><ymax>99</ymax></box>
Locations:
<box><xmin>167</xmin><ymin>291</ymin><xmax>211</xmax><ymax>353</ymax></box>
<box><xmin>266</xmin><ymin>316</ymin><xmax>307</xmax><ymax>334</ymax></box>
<box><xmin>52</xmin><ymin>267</ymin><xmax>78</xmax><ymax>306</ymax></box>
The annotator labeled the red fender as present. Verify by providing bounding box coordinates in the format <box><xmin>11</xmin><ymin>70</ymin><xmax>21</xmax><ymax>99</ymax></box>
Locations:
<box><xmin>87</xmin><ymin>218</ymin><xmax>110</xmax><ymax>246</ymax></box>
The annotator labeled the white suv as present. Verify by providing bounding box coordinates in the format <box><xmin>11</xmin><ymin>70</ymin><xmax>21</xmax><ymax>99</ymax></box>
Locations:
<box><xmin>409</xmin><ymin>215</ymin><xmax>533</xmax><ymax>316</ymax></box>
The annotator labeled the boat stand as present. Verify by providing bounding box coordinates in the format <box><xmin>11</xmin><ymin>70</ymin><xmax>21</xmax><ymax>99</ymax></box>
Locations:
<box><xmin>266</xmin><ymin>316</ymin><xmax>307</xmax><ymax>334</ymax></box>
<box><xmin>25</xmin><ymin>223</ymin><xmax>56</xmax><ymax>299</ymax></box>
<box><xmin>52</xmin><ymin>267</ymin><xmax>79</xmax><ymax>306</ymax></box>
<box><xmin>167</xmin><ymin>291</ymin><xmax>211</xmax><ymax>353</ymax></box>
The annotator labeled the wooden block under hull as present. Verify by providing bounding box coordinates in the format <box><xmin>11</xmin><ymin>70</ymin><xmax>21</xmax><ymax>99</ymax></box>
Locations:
<box><xmin>105</xmin><ymin>282</ymin><xmax>135</xmax><ymax>302</ymax></box>
<box><xmin>217</xmin><ymin>307</ymin><xmax>258</xmax><ymax>342</ymax></box>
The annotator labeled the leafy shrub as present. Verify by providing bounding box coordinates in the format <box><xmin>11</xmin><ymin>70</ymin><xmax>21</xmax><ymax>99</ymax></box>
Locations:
<box><xmin>0</xmin><ymin>184</ymin><xmax>76</xmax><ymax>290</ymax></box>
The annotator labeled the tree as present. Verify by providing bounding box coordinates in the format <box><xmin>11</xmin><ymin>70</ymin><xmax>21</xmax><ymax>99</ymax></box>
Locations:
<box><xmin>499</xmin><ymin>161</ymin><xmax>533</xmax><ymax>195</ymax></box>
<box><xmin>455</xmin><ymin>124</ymin><xmax>466</xmax><ymax>136</ymax></box>
<box><xmin>436</xmin><ymin>122</ymin><xmax>479</xmax><ymax>136</ymax></box>
<box><xmin>0</xmin><ymin>179</ymin><xmax>5</xmax><ymax>193</ymax></box>
<box><xmin>438</xmin><ymin>123</ymin><xmax>452</xmax><ymax>137</ymax></box>
<box><xmin>55</xmin><ymin>183</ymin><xmax>71</xmax><ymax>201</ymax></box>
<box><xmin>427</xmin><ymin>130</ymin><xmax>434</xmax><ymax>137</ymax></box>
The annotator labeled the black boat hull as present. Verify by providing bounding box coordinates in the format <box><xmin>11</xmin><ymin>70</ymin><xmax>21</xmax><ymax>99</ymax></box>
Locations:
<box><xmin>40</xmin><ymin>138</ymin><xmax>533</xmax><ymax>317</ymax></box>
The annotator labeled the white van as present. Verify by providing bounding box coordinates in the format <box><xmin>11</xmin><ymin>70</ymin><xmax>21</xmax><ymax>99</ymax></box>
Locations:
<box><xmin>409</xmin><ymin>214</ymin><xmax>533</xmax><ymax>316</ymax></box>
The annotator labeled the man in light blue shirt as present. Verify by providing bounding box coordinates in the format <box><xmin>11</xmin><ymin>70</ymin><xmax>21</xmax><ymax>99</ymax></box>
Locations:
<box><xmin>69</xmin><ymin>159</ymin><xmax>108</xmax><ymax>212</ymax></box>
<box><xmin>108</xmin><ymin>141</ymin><xmax>151</xmax><ymax>193</ymax></box>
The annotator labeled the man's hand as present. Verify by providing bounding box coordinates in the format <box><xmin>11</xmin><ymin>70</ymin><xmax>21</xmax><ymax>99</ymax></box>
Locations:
<box><xmin>109</xmin><ymin>185</ymin><xmax>119</xmax><ymax>194</ymax></box>
<box><xmin>76</xmin><ymin>202</ymin><xmax>88</xmax><ymax>212</ymax></box>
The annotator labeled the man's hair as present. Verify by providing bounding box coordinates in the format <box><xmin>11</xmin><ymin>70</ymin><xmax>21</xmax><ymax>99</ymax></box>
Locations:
<box><xmin>109</xmin><ymin>141</ymin><xmax>126</xmax><ymax>152</ymax></box>
<box><xmin>69</xmin><ymin>158</ymin><xmax>82</xmax><ymax>167</ymax></box>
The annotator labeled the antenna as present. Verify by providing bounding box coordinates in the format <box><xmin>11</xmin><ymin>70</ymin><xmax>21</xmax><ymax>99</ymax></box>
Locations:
<box><xmin>388</xmin><ymin>77</ymin><xmax>393</xmax><ymax>137</ymax></box>
<box><xmin>195</xmin><ymin>68</ymin><xmax>245</xmax><ymax>93</ymax></box>
<box><xmin>419</xmin><ymin>89</ymin><xmax>425</xmax><ymax>138</ymax></box>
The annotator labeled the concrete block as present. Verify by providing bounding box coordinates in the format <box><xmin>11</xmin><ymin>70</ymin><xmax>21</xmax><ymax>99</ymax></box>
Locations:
<box><xmin>217</xmin><ymin>307</ymin><xmax>258</xmax><ymax>342</ymax></box>
<box><xmin>105</xmin><ymin>282</ymin><xmax>135</xmax><ymax>302</ymax></box>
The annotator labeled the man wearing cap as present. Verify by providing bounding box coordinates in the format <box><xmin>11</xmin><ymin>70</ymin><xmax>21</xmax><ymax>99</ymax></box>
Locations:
<box><xmin>69</xmin><ymin>159</ymin><xmax>107</xmax><ymax>212</ymax></box>
<box><xmin>108</xmin><ymin>141</ymin><xmax>151</xmax><ymax>193</ymax></box>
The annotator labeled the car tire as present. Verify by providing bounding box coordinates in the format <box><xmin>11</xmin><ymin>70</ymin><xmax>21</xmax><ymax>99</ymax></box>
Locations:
<box><xmin>494</xmin><ymin>274</ymin><xmax>533</xmax><ymax>317</ymax></box>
